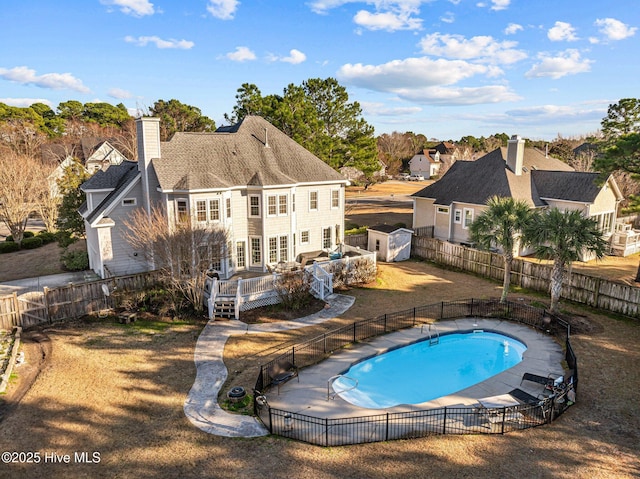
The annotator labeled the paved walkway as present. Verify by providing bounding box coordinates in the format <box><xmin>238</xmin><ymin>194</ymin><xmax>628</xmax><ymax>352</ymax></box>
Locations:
<box><xmin>183</xmin><ymin>293</ymin><xmax>356</xmax><ymax>437</ymax></box>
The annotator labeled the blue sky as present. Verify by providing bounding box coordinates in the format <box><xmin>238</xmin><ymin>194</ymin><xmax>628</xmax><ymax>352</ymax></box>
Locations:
<box><xmin>1</xmin><ymin>0</ymin><xmax>638</xmax><ymax>140</ymax></box>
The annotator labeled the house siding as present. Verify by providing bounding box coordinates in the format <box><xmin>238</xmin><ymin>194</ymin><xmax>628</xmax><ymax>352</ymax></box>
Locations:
<box><xmin>102</xmin><ymin>184</ymin><xmax>149</xmax><ymax>276</ymax></box>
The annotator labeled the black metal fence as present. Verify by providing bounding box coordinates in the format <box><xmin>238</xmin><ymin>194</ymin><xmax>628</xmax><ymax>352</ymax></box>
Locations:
<box><xmin>253</xmin><ymin>298</ymin><xmax>578</xmax><ymax>446</ymax></box>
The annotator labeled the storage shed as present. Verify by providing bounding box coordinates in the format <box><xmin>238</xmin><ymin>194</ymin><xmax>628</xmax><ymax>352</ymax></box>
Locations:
<box><xmin>367</xmin><ymin>225</ymin><xmax>414</xmax><ymax>262</ymax></box>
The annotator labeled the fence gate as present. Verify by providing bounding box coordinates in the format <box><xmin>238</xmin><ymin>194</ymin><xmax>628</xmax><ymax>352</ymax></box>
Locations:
<box><xmin>18</xmin><ymin>291</ymin><xmax>48</xmax><ymax>328</ymax></box>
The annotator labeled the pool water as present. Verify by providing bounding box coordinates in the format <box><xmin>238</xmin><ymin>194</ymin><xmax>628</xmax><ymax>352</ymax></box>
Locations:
<box><xmin>333</xmin><ymin>331</ymin><xmax>527</xmax><ymax>409</ymax></box>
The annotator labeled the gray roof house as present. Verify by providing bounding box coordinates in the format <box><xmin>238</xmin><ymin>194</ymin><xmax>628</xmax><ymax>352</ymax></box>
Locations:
<box><xmin>412</xmin><ymin>135</ymin><xmax>623</xmax><ymax>255</ymax></box>
<box><xmin>80</xmin><ymin>115</ymin><xmax>349</xmax><ymax>279</ymax></box>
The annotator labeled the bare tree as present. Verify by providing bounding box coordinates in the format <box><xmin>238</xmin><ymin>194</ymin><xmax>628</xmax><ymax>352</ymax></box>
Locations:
<box><xmin>377</xmin><ymin>132</ymin><xmax>413</xmax><ymax>175</ymax></box>
<box><xmin>122</xmin><ymin>204</ymin><xmax>229</xmax><ymax>313</ymax></box>
<box><xmin>0</xmin><ymin>120</ymin><xmax>46</xmax><ymax>158</ymax></box>
<box><xmin>0</xmin><ymin>149</ymin><xmax>45</xmax><ymax>244</ymax></box>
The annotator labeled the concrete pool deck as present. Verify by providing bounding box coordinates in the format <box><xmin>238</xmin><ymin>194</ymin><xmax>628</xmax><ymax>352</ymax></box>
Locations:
<box><xmin>265</xmin><ymin>317</ymin><xmax>565</xmax><ymax>418</ymax></box>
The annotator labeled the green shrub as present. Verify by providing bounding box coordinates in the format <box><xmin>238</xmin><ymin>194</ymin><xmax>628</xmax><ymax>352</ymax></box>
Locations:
<box><xmin>56</xmin><ymin>230</ymin><xmax>76</xmax><ymax>248</ymax></box>
<box><xmin>345</xmin><ymin>226</ymin><xmax>368</xmax><ymax>235</ymax></box>
<box><xmin>61</xmin><ymin>250</ymin><xmax>89</xmax><ymax>271</ymax></box>
<box><xmin>5</xmin><ymin>235</ymin><xmax>13</xmax><ymax>242</ymax></box>
<box><xmin>21</xmin><ymin>236</ymin><xmax>44</xmax><ymax>249</ymax></box>
<box><xmin>37</xmin><ymin>231</ymin><xmax>57</xmax><ymax>244</ymax></box>
<box><xmin>393</xmin><ymin>222</ymin><xmax>407</xmax><ymax>229</ymax></box>
<box><xmin>6</xmin><ymin>231</ymin><xmax>36</xmax><ymax>242</ymax></box>
<box><xmin>0</xmin><ymin>242</ymin><xmax>20</xmax><ymax>254</ymax></box>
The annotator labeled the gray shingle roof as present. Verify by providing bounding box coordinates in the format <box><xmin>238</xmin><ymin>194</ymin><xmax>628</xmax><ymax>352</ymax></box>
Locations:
<box><xmin>532</xmin><ymin>170</ymin><xmax>602</xmax><ymax>203</ymax></box>
<box><xmin>151</xmin><ymin>115</ymin><xmax>346</xmax><ymax>191</ymax></box>
<box><xmin>81</xmin><ymin>160</ymin><xmax>138</xmax><ymax>191</ymax></box>
<box><xmin>83</xmin><ymin>162</ymin><xmax>140</xmax><ymax>224</ymax></box>
<box><xmin>411</xmin><ymin>146</ymin><xmax>605</xmax><ymax>206</ymax></box>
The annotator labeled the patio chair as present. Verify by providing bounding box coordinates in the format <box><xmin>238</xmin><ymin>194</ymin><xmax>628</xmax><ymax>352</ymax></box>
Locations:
<box><xmin>520</xmin><ymin>372</ymin><xmax>560</xmax><ymax>393</ymax></box>
<box><xmin>508</xmin><ymin>388</ymin><xmax>550</xmax><ymax>421</ymax></box>
<box><xmin>268</xmin><ymin>360</ymin><xmax>299</xmax><ymax>394</ymax></box>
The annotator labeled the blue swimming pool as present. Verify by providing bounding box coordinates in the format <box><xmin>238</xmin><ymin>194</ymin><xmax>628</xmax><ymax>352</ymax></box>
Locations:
<box><xmin>332</xmin><ymin>331</ymin><xmax>527</xmax><ymax>409</ymax></box>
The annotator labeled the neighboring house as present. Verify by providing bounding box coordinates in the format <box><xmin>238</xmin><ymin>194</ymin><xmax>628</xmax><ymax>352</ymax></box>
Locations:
<box><xmin>46</xmin><ymin>156</ymin><xmax>88</xmax><ymax>199</ymax></box>
<box><xmin>367</xmin><ymin>224</ymin><xmax>414</xmax><ymax>262</ymax></box>
<box><xmin>42</xmin><ymin>138</ymin><xmax>128</xmax><ymax>174</ymax></box>
<box><xmin>409</xmin><ymin>149</ymin><xmax>442</xmax><ymax>179</ymax></box>
<box><xmin>80</xmin><ymin>115</ymin><xmax>349</xmax><ymax>279</ymax></box>
<box><xmin>340</xmin><ymin>160</ymin><xmax>387</xmax><ymax>182</ymax></box>
<box><xmin>82</xmin><ymin>139</ymin><xmax>127</xmax><ymax>173</ymax></box>
<box><xmin>412</xmin><ymin>135</ymin><xmax>623</xmax><ymax>256</ymax></box>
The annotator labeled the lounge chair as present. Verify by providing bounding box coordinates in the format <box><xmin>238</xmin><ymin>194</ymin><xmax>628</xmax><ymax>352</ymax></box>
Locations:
<box><xmin>520</xmin><ymin>372</ymin><xmax>560</xmax><ymax>393</ymax></box>
<box><xmin>268</xmin><ymin>360</ymin><xmax>299</xmax><ymax>394</ymax></box>
<box><xmin>508</xmin><ymin>388</ymin><xmax>549</xmax><ymax>421</ymax></box>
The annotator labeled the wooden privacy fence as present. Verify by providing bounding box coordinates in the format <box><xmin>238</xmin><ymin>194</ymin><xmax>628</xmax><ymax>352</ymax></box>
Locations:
<box><xmin>411</xmin><ymin>236</ymin><xmax>640</xmax><ymax>318</ymax></box>
<box><xmin>0</xmin><ymin>271</ymin><xmax>163</xmax><ymax>329</ymax></box>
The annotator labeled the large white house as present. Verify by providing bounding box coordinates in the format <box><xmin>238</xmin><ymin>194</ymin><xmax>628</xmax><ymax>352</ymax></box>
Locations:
<box><xmin>412</xmin><ymin>135</ymin><xmax>623</xmax><ymax>256</ymax></box>
<box><xmin>80</xmin><ymin>116</ymin><xmax>349</xmax><ymax>279</ymax></box>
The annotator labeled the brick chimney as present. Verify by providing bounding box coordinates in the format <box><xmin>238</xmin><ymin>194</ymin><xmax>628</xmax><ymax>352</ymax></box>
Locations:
<box><xmin>506</xmin><ymin>135</ymin><xmax>525</xmax><ymax>175</ymax></box>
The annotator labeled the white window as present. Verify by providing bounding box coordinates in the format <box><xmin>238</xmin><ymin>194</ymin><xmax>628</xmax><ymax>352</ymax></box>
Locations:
<box><xmin>236</xmin><ymin>241</ymin><xmax>246</xmax><ymax>268</ymax></box>
<box><xmin>301</xmin><ymin>230</ymin><xmax>310</xmax><ymax>244</ymax></box>
<box><xmin>226</xmin><ymin>198</ymin><xmax>232</xmax><ymax>219</ymax></box>
<box><xmin>309</xmin><ymin>191</ymin><xmax>318</xmax><ymax>211</ymax></box>
<box><xmin>249</xmin><ymin>195</ymin><xmax>260</xmax><ymax>217</ymax></box>
<box><xmin>176</xmin><ymin>200</ymin><xmax>188</xmax><ymax>224</ymax></box>
<box><xmin>454</xmin><ymin>209</ymin><xmax>462</xmax><ymax>224</ymax></box>
<box><xmin>375</xmin><ymin>239</ymin><xmax>380</xmax><ymax>251</ymax></box>
<box><xmin>463</xmin><ymin>208</ymin><xmax>474</xmax><ymax>229</ymax></box>
<box><xmin>331</xmin><ymin>190</ymin><xmax>340</xmax><ymax>209</ymax></box>
<box><xmin>267</xmin><ymin>195</ymin><xmax>277</xmax><ymax>216</ymax></box>
<box><xmin>278</xmin><ymin>195</ymin><xmax>288</xmax><ymax>215</ymax></box>
<box><xmin>322</xmin><ymin>227</ymin><xmax>332</xmax><ymax>249</ymax></box>
<box><xmin>122</xmin><ymin>198</ymin><xmax>136</xmax><ymax>206</ymax></box>
<box><xmin>436</xmin><ymin>206</ymin><xmax>449</xmax><ymax>214</ymax></box>
<box><xmin>196</xmin><ymin>200</ymin><xmax>207</xmax><ymax>222</ymax></box>
<box><xmin>209</xmin><ymin>199</ymin><xmax>220</xmax><ymax>221</ymax></box>
<box><xmin>268</xmin><ymin>237</ymin><xmax>278</xmax><ymax>263</ymax></box>
<box><xmin>250</xmin><ymin>237</ymin><xmax>261</xmax><ymax>265</ymax></box>
<box><xmin>279</xmin><ymin>236</ymin><xmax>288</xmax><ymax>262</ymax></box>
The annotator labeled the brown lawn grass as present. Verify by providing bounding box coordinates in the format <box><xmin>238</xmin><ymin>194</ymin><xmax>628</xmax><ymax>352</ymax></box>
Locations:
<box><xmin>0</xmin><ymin>260</ymin><xmax>638</xmax><ymax>479</ymax></box>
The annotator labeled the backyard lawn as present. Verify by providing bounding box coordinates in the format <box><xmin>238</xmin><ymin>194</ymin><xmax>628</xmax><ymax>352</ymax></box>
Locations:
<box><xmin>0</xmin><ymin>260</ymin><xmax>638</xmax><ymax>478</ymax></box>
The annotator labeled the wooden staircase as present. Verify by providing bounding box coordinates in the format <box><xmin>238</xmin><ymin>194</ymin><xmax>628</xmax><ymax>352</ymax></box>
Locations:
<box><xmin>213</xmin><ymin>299</ymin><xmax>236</xmax><ymax>319</ymax></box>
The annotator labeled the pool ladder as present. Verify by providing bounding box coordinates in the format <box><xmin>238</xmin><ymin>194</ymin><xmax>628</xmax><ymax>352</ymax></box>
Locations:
<box><xmin>327</xmin><ymin>374</ymin><xmax>358</xmax><ymax>400</ymax></box>
<box><xmin>421</xmin><ymin>323</ymin><xmax>440</xmax><ymax>345</ymax></box>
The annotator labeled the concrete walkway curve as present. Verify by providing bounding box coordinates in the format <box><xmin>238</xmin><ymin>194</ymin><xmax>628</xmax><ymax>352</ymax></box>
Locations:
<box><xmin>183</xmin><ymin>293</ymin><xmax>355</xmax><ymax>437</ymax></box>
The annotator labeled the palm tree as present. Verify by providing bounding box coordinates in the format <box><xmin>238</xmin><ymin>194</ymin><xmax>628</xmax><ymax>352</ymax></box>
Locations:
<box><xmin>525</xmin><ymin>208</ymin><xmax>607</xmax><ymax>314</ymax></box>
<box><xmin>469</xmin><ymin>196</ymin><xmax>532</xmax><ymax>303</ymax></box>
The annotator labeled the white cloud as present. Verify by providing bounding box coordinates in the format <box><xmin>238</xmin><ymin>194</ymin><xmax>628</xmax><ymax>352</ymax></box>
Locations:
<box><xmin>440</xmin><ymin>12</ymin><xmax>455</xmax><ymax>24</ymax></box>
<box><xmin>124</xmin><ymin>36</ymin><xmax>194</xmax><ymax>49</ymax></box>
<box><xmin>490</xmin><ymin>0</ymin><xmax>510</xmax><ymax>11</ymax></box>
<box><xmin>100</xmin><ymin>0</ymin><xmax>154</xmax><ymax>17</ymax></box>
<box><xmin>419</xmin><ymin>32</ymin><xmax>527</xmax><ymax>64</ymax></box>
<box><xmin>108</xmin><ymin>88</ymin><xmax>133</xmax><ymax>99</ymax></box>
<box><xmin>308</xmin><ymin>1</ymin><xmax>425</xmax><ymax>32</ymax></box>
<box><xmin>206</xmin><ymin>0</ymin><xmax>239</xmax><ymax>20</ymax></box>
<box><xmin>338</xmin><ymin>57</ymin><xmax>489</xmax><ymax>90</ymax></box>
<box><xmin>547</xmin><ymin>21</ymin><xmax>578</xmax><ymax>41</ymax></box>
<box><xmin>525</xmin><ymin>49</ymin><xmax>593</xmax><ymax>79</ymax></box>
<box><xmin>283</xmin><ymin>49</ymin><xmax>307</xmax><ymax>64</ymax></box>
<box><xmin>0</xmin><ymin>66</ymin><xmax>90</xmax><ymax>93</ymax></box>
<box><xmin>225</xmin><ymin>46</ymin><xmax>256</xmax><ymax>62</ymax></box>
<box><xmin>353</xmin><ymin>9</ymin><xmax>422</xmax><ymax>31</ymax></box>
<box><xmin>504</xmin><ymin>23</ymin><xmax>523</xmax><ymax>35</ymax></box>
<box><xmin>337</xmin><ymin>56</ymin><xmax>520</xmax><ymax>105</ymax></box>
<box><xmin>594</xmin><ymin>18</ymin><xmax>637</xmax><ymax>41</ymax></box>
<box><xmin>0</xmin><ymin>98</ymin><xmax>52</xmax><ymax>108</ymax></box>
<box><xmin>397</xmin><ymin>85</ymin><xmax>521</xmax><ymax>105</ymax></box>
<box><xmin>360</xmin><ymin>101</ymin><xmax>422</xmax><ymax>116</ymax></box>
